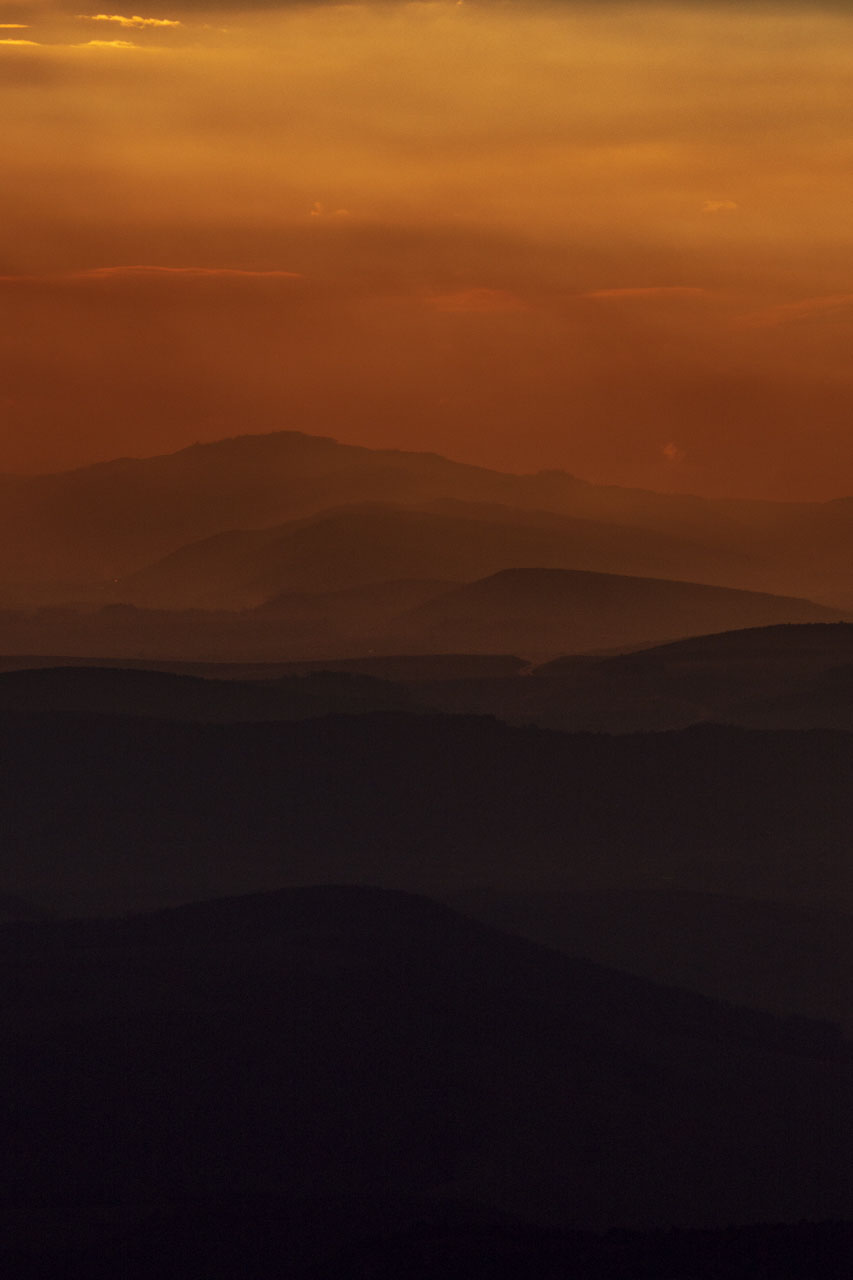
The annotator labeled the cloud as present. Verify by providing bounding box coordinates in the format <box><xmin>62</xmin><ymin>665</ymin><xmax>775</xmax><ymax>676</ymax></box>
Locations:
<box><xmin>738</xmin><ymin>293</ymin><xmax>853</xmax><ymax>329</ymax></box>
<box><xmin>583</xmin><ymin>287</ymin><xmax>707</xmax><ymax>301</ymax></box>
<box><xmin>702</xmin><ymin>199</ymin><xmax>738</xmax><ymax>214</ymax></box>
<box><xmin>75</xmin><ymin>37</ymin><xmax>139</xmax><ymax>46</ymax></box>
<box><xmin>0</xmin><ymin>266</ymin><xmax>305</xmax><ymax>293</ymax></box>
<box><xmin>77</xmin><ymin>264</ymin><xmax>303</xmax><ymax>281</ymax></box>
<box><xmin>77</xmin><ymin>14</ymin><xmax>181</xmax><ymax>28</ymax></box>
<box><xmin>427</xmin><ymin>287</ymin><xmax>527</xmax><ymax>313</ymax></box>
<box><xmin>0</xmin><ymin>264</ymin><xmax>302</xmax><ymax>285</ymax></box>
<box><xmin>0</xmin><ymin>24</ymin><xmax>29</xmax><ymax>28</ymax></box>
<box><xmin>309</xmin><ymin>201</ymin><xmax>350</xmax><ymax>219</ymax></box>
<box><xmin>0</xmin><ymin>37</ymin><xmax>39</xmax><ymax>44</ymax></box>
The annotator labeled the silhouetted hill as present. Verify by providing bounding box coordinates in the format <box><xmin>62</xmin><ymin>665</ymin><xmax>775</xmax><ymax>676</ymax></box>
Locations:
<box><xmin>0</xmin><ymin>652</ymin><xmax>526</xmax><ymax>683</ymax></box>
<box><xmin>0</xmin><ymin>666</ymin><xmax>422</xmax><ymax>723</ymax></box>
<box><xmin>540</xmin><ymin>619</ymin><xmax>853</xmax><ymax>676</ymax></box>
<box><xmin>449</xmin><ymin>888</ymin><xmax>853</xmax><ymax>1034</ymax></box>
<box><xmin>1</xmin><ymin>885</ymin><xmax>850</xmax><ymax>1240</ymax></box>
<box><xmin>511</xmin><ymin>623</ymin><xmax>853</xmax><ymax>732</ymax></box>
<box><xmin>4</xmin><ymin>428</ymin><xmax>853</xmax><ymax>608</ymax></box>
<box><xmin>0</xmin><ymin>568</ymin><xmax>843</xmax><ymax>665</ymax></box>
<box><xmin>385</xmin><ymin>568</ymin><xmax>845</xmax><ymax>659</ymax></box>
<box><xmin>119</xmin><ymin>502</ymin><xmax>743</xmax><ymax>610</ymax></box>
<box><xmin>3</xmin><ymin>711</ymin><xmax>853</xmax><ymax>917</ymax></box>
<box><xmin>405</xmin><ymin>623</ymin><xmax>853</xmax><ymax>735</ymax></box>
<box><xmin>5</xmin><ymin>622</ymin><xmax>853</xmax><ymax>732</ymax></box>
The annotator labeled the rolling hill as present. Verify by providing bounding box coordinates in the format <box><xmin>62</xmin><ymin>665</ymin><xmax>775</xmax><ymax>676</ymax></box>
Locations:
<box><xmin>450</xmin><ymin>886</ymin><xmax>853</xmax><ymax>1035</ymax></box>
<box><xmin>3</xmin><ymin>710</ymin><xmax>853</xmax><ymax>917</ymax></box>
<box><xmin>118</xmin><ymin>502</ymin><xmax>746</xmax><ymax>610</ymax></box>
<box><xmin>383</xmin><ymin>567</ymin><xmax>846</xmax><ymax>658</ymax></box>
<box><xmin>4</xmin><ymin>428</ymin><xmax>853</xmax><ymax>609</ymax></box>
<box><xmin>0</xmin><ymin>567</ymin><xmax>843</xmax><ymax>664</ymax></box>
<box><xmin>2</xmin><ymin>885</ymin><xmax>850</xmax><ymax>1235</ymax></box>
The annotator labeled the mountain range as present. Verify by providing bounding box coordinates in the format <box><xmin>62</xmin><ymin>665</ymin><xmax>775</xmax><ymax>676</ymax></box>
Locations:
<box><xmin>2</xmin><ymin>885</ymin><xmax>850</xmax><ymax>1243</ymax></box>
<box><xmin>5</xmin><ymin>427</ymin><xmax>853</xmax><ymax>1276</ymax></box>
<box><xmin>5</xmin><ymin>708</ymin><xmax>853</xmax><ymax>918</ymax></box>
<box><xmin>3</xmin><ymin>430</ymin><xmax>853</xmax><ymax>610</ymax></box>
<box><xmin>4</xmin><ymin>620</ymin><xmax>853</xmax><ymax>733</ymax></box>
<box><xmin>0</xmin><ymin>566</ymin><xmax>844</xmax><ymax>664</ymax></box>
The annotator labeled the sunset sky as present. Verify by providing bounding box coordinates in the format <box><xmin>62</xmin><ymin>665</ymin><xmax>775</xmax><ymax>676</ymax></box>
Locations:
<box><xmin>3</xmin><ymin>1</ymin><xmax>853</xmax><ymax>497</ymax></box>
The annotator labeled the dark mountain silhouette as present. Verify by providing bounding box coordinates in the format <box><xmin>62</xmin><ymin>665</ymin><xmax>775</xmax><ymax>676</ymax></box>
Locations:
<box><xmin>513</xmin><ymin>623</ymin><xmax>853</xmax><ymax>732</ymax></box>
<box><xmin>450</xmin><ymin>888</ymin><xmax>853</xmax><ymax>1035</ymax></box>
<box><xmin>0</xmin><ymin>569</ymin><xmax>842</xmax><ymax>664</ymax></box>
<box><xmin>4</xmin><ymin>710</ymin><xmax>853</xmax><ymax>917</ymax></box>
<box><xmin>0</xmin><ymin>666</ymin><xmax>422</xmax><ymax>723</ymax></box>
<box><xmin>119</xmin><ymin>502</ymin><xmax>744</xmax><ymax>610</ymax></box>
<box><xmin>384</xmin><ymin>568</ymin><xmax>845</xmax><ymax>659</ymax></box>
<box><xmin>0</xmin><ymin>652</ymin><xmax>526</xmax><ymax>683</ymax></box>
<box><xmin>401</xmin><ymin>623</ymin><xmax>853</xmax><ymax>734</ymax></box>
<box><xmin>4</xmin><ymin>428</ymin><xmax>853</xmax><ymax>607</ymax></box>
<box><xmin>2</xmin><ymin>885</ymin><xmax>851</xmax><ymax>1240</ymax></box>
<box><xmin>539</xmin><ymin>619</ymin><xmax>853</xmax><ymax>681</ymax></box>
<box><xmin>5</xmin><ymin>622</ymin><xmax>853</xmax><ymax>733</ymax></box>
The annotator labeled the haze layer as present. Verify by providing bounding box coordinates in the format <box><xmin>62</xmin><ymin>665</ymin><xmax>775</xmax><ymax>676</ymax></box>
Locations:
<box><xmin>3</xmin><ymin>1</ymin><xmax>853</xmax><ymax>497</ymax></box>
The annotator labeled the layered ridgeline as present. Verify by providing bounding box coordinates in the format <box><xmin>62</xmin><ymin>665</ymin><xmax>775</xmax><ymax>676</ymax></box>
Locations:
<box><xmin>6</xmin><ymin>633</ymin><xmax>853</xmax><ymax>1045</ymax></box>
<box><xmin>3</xmin><ymin>429</ymin><xmax>853</xmax><ymax>607</ymax></box>
<box><xmin>3</xmin><ymin>620</ymin><xmax>853</xmax><ymax>731</ymax></box>
<box><xmin>0</xmin><ymin>567</ymin><xmax>845</xmax><ymax>663</ymax></box>
<box><xmin>2</xmin><ymin>885</ymin><xmax>851</xmax><ymax>1243</ymax></box>
<box><xmin>4</xmin><ymin>709</ymin><xmax>853</xmax><ymax>919</ymax></box>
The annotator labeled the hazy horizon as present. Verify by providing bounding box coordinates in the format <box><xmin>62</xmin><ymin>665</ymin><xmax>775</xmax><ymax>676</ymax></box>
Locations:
<box><xmin>4</xmin><ymin>2</ymin><xmax>853</xmax><ymax>499</ymax></box>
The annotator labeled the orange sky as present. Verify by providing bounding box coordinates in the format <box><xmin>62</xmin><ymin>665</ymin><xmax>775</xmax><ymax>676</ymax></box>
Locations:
<box><xmin>3</xmin><ymin>2</ymin><xmax>853</xmax><ymax>498</ymax></box>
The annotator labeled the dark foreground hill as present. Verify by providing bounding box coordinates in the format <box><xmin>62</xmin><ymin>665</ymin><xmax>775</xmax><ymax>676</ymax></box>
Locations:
<box><xmin>450</xmin><ymin>887</ymin><xmax>853</xmax><ymax>1035</ymax></box>
<box><xmin>0</xmin><ymin>665</ymin><xmax>422</xmax><ymax>722</ymax></box>
<box><xmin>1</xmin><ymin>885</ymin><xmax>851</xmax><ymax>1251</ymax></box>
<box><xmin>3</xmin><ymin>711</ymin><xmax>853</xmax><ymax>917</ymax></box>
<box><xmin>416</xmin><ymin>622</ymin><xmax>853</xmax><ymax>734</ymax></box>
<box><xmin>5</xmin><ymin>623</ymin><xmax>853</xmax><ymax>734</ymax></box>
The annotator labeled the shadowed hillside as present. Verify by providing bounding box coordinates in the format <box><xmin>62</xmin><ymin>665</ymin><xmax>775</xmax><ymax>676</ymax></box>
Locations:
<box><xmin>3</xmin><ymin>711</ymin><xmax>853</xmax><ymax>917</ymax></box>
<box><xmin>384</xmin><ymin>568</ymin><xmax>845</xmax><ymax>658</ymax></box>
<box><xmin>0</xmin><ymin>666</ymin><xmax>422</xmax><ymax>723</ymax></box>
<box><xmin>119</xmin><ymin>502</ymin><xmax>745</xmax><ymax>610</ymax></box>
<box><xmin>2</xmin><ymin>885</ymin><xmax>851</xmax><ymax>1245</ymax></box>
<box><xmin>5</xmin><ymin>623</ymin><xmax>853</xmax><ymax>733</ymax></box>
<box><xmin>450</xmin><ymin>887</ymin><xmax>853</xmax><ymax>1034</ymax></box>
<box><xmin>0</xmin><ymin>570</ymin><xmax>843</xmax><ymax>664</ymax></box>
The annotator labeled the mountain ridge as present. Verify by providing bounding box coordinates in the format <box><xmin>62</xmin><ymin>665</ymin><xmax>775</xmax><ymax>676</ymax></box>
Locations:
<box><xmin>4</xmin><ymin>429</ymin><xmax>853</xmax><ymax>609</ymax></box>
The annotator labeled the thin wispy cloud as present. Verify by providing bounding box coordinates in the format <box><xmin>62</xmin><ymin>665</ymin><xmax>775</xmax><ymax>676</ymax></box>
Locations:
<box><xmin>0</xmin><ymin>266</ymin><xmax>304</xmax><ymax>286</ymax></box>
<box><xmin>77</xmin><ymin>14</ymin><xmax>181</xmax><ymax>28</ymax></box>
<box><xmin>739</xmin><ymin>293</ymin><xmax>853</xmax><ymax>329</ymax></box>
<box><xmin>702</xmin><ymin>200</ymin><xmax>738</xmax><ymax>214</ymax></box>
<box><xmin>427</xmin><ymin>287</ymin><xmax>527</xmax><ymax>313</ymax></box>
<box><xmin>75</xmin><ymin>38</ymin><xmax>140</xmax><ymax>47</ymax></box>
<box><xmin>583</xmin><ymin>287</ymin><xmax>707</xmax><ymax>301</ymax></box>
